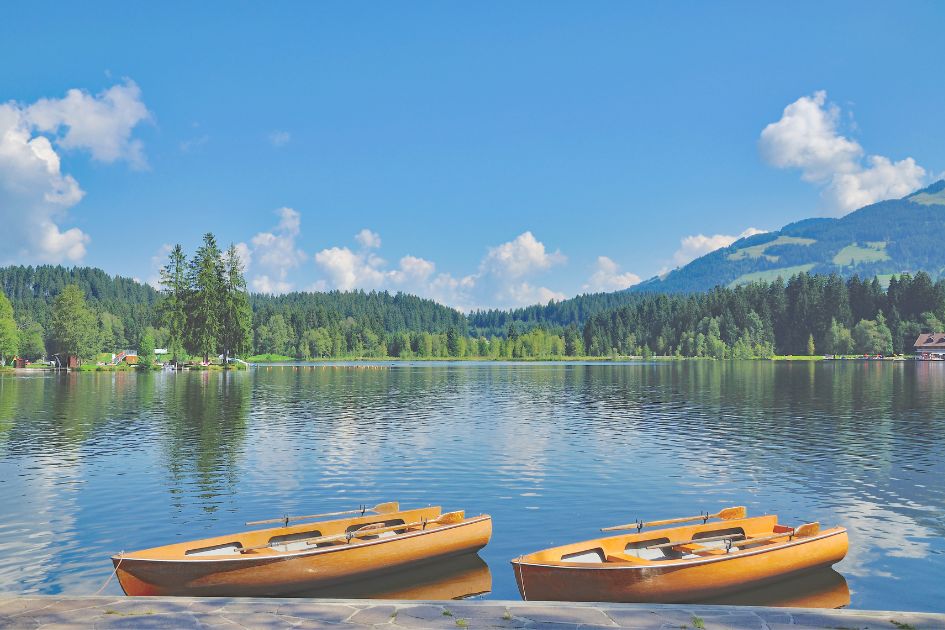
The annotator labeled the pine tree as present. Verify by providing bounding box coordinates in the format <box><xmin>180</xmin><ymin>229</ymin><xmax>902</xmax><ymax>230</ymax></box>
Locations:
<box><xmin>220</xmin><ymin>244</ymin><xmax>252</xmax><ymax>363</ymax></box>
<box><xmin>159</xmin><ymin>244</ymin><xmax>188</xmax><ymax>365</ymax></box>
<box><xmin>186</xmin><ymin>233</ymin><xmax>225</xmax><ymax>364</ymax></box>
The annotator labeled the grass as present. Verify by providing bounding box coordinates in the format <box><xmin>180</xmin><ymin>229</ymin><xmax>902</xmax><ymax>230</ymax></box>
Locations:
<box><xmin>832</xmin><ymin>242</ymin><xmax>890</xmax><ymax>266</ymax></box>
<box><xmin>455</xmin><ymin>619</ymin><xmax>468</xmax><ymax>628</ymax></box>
<box><xmin>910</xmin><ymin>189</ymin><xmax>945</xmax><ymax>205</ymax></box>
<box><xmin>727</xmin><ymin>235</ymin><xmax>816</xmax><ymax>261</ymax></box>
<box><xmin>103</xmin><ymin>609</ymin><xmax>154</xmax><ymax>617</ymax></box>
<box><xmin>771</xmin><ymin>355</ymin><xmax>824</xmax><ymax>361</ymax></box>
<box><xmin>245</xmin><ymin>353</ymin><xmax>295</xmax><ymax>363</ymax></box>
<box><xmin>442</xmin><ymin>609</ymin><xmax>453</xmax><ymax>617</ymax></box>
<box><xmin>729</xmin><ymin>263</ymin><xmax>816</xmax><ymax>287</ymax></box>
<box><xmin>691</xmin><ymin>615</ymin><xmax>705</xmax><ymax>629</ymax></box>
<box><xmin>890</xmin><ymin>622</ymin><xmax>916</xmax><ymax>630</ymax></box>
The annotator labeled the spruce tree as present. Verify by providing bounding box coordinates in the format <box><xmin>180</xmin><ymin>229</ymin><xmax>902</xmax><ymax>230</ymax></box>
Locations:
<box><xmin>186</xmin><ymin>233</ymin><xmax>225</xmax><ymax>364</ymax></box>
<box><xmin>159</xmin><ymin>244</ymin><xmax>189</xmax><ymax>365</ymax></box>
<box><xmin>221</xmin><ymin>244</ymin><xmax>252</xmax><ymax>363</ymax></box>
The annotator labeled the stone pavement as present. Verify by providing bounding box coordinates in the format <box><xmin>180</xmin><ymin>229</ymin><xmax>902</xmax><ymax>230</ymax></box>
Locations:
<box><xmin>1</xmin><ymin>597</ymin><xmax>943</xmax><ymax>629</ymax></box>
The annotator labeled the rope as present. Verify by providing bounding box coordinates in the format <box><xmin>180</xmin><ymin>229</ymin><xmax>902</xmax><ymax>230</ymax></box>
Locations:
<box><xmin>95</xmin><ymin>551</ymin><xmax>124</xmax><ymax>595</ymax></box>
<box><xmin>516</xmin><ymin>555</ymin><xmax>528</xmax><ymax>601</ymax></box>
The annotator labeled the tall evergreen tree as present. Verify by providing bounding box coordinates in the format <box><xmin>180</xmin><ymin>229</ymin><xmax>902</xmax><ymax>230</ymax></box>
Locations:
<box><xmin>220</xmin><ymin>244</ymin><xmax>252</xmax><ymax>363</ymax></box>
<box><xmin>186</xmin><ymin>233</ymin><xmax>225</xmax><ymax>363</ymax></box>
<box><xmin>159</xmin><ymin>244</ymin><xmax>189</xmax><ymax>364</ymax></box>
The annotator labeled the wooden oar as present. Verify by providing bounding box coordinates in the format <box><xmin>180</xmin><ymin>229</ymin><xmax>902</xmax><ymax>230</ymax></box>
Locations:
<box><xmin>601</xmin><ymin>506</ymin><xmax>746</xmax><ymax>533</ymax></box>
<box><xmin>239</xmin><ymin>510</ymin><xmax>466</xmax><ymax>554</ymax></box>
<box><xmin>245</xmin><ymin>501</ymin><xmax>400</xmax><ymax>527</ymax></box>
<box><xmin>648</xmin><ymin>522</ymin><xmax>819</xmax><ymax>551</ymax></box>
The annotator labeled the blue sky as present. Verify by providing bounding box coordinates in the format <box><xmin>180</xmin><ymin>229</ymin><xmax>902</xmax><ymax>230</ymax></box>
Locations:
<box><xmin>2</xmin><ymin>2</ymin><xmax>943</xmax><ymax>309</ymax></box>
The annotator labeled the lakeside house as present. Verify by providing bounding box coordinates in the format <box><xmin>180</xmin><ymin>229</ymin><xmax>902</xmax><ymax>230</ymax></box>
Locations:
<box><xmin>914</xmin><ymin>333</ymin><xmax>945</xmax><ymax>359</ymax></box>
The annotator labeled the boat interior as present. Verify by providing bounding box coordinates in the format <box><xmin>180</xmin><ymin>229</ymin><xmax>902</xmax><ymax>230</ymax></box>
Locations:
<box><xmin>520</xmin><ymin>515</ymin><xmax>824</xmax><ymax>566</ymax></box>
<box><xmin>121</xmin><ymin>505</ymin><xmax>455</xmax><ymax>561</ymax></box>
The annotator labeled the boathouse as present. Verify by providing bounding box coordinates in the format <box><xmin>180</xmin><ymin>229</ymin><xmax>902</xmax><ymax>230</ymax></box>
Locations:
<box><xmin>913</xmin><ymin>333</ymin><xmax>945</xmax><ymax>359</ymax></box>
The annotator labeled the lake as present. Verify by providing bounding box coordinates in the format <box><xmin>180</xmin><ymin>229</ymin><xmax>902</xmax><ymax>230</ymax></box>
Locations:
<box><xmin>1</xmin><ymin>361</ymin><xmax>943</xmax><ymax>611</ymax></box>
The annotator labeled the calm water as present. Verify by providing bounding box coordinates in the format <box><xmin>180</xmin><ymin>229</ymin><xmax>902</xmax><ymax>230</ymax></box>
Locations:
<box><xmin>1</xmin><ymin>362</ymin><xmax>943</xmax><ymax>611</ymax></box>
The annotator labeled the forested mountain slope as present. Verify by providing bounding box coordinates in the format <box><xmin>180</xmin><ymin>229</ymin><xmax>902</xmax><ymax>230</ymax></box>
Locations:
<box><xmin>634</xmin><ymin>180</ymin><xmax>945</xmax><ymax>294</ymax></box>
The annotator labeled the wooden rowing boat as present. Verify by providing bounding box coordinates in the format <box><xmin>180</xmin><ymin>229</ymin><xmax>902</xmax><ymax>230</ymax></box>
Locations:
<box><xmin>112</xmin><ymin>504</ymin><xmax>492</xmax><ymax>596</ymax></box>
<box><xmin>510</xmin><ymin>507</ymin><xmax>847</xmax><ymax>603</ymax></box>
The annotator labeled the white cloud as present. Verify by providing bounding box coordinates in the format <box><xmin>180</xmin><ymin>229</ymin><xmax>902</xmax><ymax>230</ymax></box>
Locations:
<box><xmin>0</xmin><ymin>81</ymin><xmax>150</xmax><ymax>265</ymax></box>
<box><xmin>268</xmin><ymin>130</ymin><xmax>291</xmax><ymax>147</ymax></box>
<box><xmin>760</xmin><ymin>91</ymin><xmax>926</xmax><ymax>213</ymax></box>
<box><xmin>582</xmin><ymin>256</ymin><xmax>641</xmax><ymax>292</ymax></box>
<box><xmin>481</xmin><ymin>231</ymin><xmax>565</xmax><ymax>278</ymax></box>
<box><xmin>147</xmin><ymin>243</ymin><xmax>173</xmax><ymax>288</ymax></box>
<box><xmin>245</xmin><ymin>207</ymin><xmax>307</xmax><ymax>294</ymax></box>
<box><xmin>673</xmin><ymin>227</ymin><xmax>765</xmax><ymax>267</ymax></box>
<box><xmin>26</xmin><ymin>80</ymin><xmax>151</xmax><ymax>169</ymax></box>
<box><xmin>312</xmin><ymin>230</ymin><xmax>566</xmax><ymax>310</ymax></box>
<box><xmin>355</xmin><ymin>228</ymin><xmax>382</xmax><ymax>249</ymax></box>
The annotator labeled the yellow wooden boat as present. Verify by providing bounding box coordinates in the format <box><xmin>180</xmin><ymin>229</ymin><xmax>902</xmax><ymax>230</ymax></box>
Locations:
<box><xmin>511</xmin><ymin>506</ymin><xmax>847</xmax><ymax>603</ymax></box>
<box><xmin>112</xmin><ymin>502</ymin><xmax>492</xmax><ymax>596</ymax></box>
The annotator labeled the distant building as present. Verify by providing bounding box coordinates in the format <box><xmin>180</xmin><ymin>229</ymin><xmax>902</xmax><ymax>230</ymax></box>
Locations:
<box><xmin>154</xmin><ymin>348</ymin><xmax>168</xmax><ymax>355</ymax></box>
<box><xmin>914</xmin><ymin>333</ymin><xmax>945</xmax><ymax>359</ymax></box>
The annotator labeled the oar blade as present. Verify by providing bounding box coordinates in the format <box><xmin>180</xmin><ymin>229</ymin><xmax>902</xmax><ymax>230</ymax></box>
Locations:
<box><xmin>794</xmin><ymin>522</ymin><xmax>820</xmax><ymax>537</ymax></box>
<box><xmin>374</xmin><ymin>501</ymin><xmax>400</xmax><ymax>514</ymax></box>
<box><xmin>719</xmin><ymin>506</ymin><xmax>747</xmax><ymax>520</ymax></box>
<box><xmin>437</xmin><ymin>510</ymin><xmax>465</xmax><ymax>524</ymax></box>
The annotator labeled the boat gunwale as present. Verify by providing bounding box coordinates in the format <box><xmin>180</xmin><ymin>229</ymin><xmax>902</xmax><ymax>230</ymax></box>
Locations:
<box><xmin>510</xmin><ymin>527</ymin><xmax>847</xmax><ymax>572</ymax></box>
<box><xmin>112</xmin><ymin>514</ymin><xmax>492</xmax><ymax>565</ymax></box>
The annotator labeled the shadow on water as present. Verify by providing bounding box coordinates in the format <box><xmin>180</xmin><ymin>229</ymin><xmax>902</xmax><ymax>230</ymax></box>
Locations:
<box><xmin>295</xmin><ymin>553</ymin><xmax>491</xmax><ymax>600</ymax></box>
<box><xmin>699</xmin><ymin>568</ymin><xmax>849</xmax><ymax>609</ymax></box>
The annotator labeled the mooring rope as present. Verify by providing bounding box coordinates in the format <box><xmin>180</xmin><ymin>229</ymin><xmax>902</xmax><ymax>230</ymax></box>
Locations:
<box><xmin>94</xmin><ymin>551</ymin><xmax>124</xmax><ymax>595</ymax></box>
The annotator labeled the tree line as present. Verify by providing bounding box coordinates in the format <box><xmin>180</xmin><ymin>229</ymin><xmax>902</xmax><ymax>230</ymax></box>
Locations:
<box><xmin>582</xmin><ymin>272</ymin><xmax>945</xmax><ymax>358</ymax></box>
<box><xmin>3</xmin><ymin>254</ymin><xmax>945</xmax><ymax>365</ymax></box>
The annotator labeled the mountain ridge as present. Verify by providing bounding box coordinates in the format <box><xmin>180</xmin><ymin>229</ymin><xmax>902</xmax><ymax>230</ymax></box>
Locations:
<box><xmin>632</xmin><ymin>180</ymin><xmax>945</xmax><ymax>294</ymax></box>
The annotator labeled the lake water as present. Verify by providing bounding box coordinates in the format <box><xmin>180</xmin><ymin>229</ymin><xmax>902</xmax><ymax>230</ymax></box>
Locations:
<box><xmin>1</xmin><ymin>361</ymin><xmax>943</xmax><ymax>611</ymax></box>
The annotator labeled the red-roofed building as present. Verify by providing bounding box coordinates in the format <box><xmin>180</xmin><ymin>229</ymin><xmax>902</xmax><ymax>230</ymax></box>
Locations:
<box><xmin>914</xmin><ymin>333</ymin><xmax>945</xmax><ymax>359</ymax></box>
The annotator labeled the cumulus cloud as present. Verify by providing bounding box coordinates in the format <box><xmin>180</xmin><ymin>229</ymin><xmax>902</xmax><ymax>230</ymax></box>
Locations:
<box><xmin>355</xmin><ymin>228</ymin><xmax>382</xmax><ymax>249</ymax></box>
<box><xmin>245</xmin><ymin>207</ymin><xmax>308</xmax><ymax>294</ymax></box>
<box><xmin>312</xmin><ymin>230</ymin><xmax>566</xmax><ymax>310</ymax></box>
<box><xmin>760</xmin><ymin>91</ymin><xmax>927</xmax><ymax>213</ymax></box>
<box><xmin>26</xmin><ymin>80</ymin><xmax>151</xmax><ymax>169</ymax></box>
<box><xmin>146</xmin><ymin>243</ymin><xmax>173</xmax><ymax>288</ymax></box>
<box><xmin>582</xmin><ymin>256</ymin><xmax>641</xmax><ymax>292</ymax></box>
<box><xmin>673</xmin><ymin>228</ymin><xmax>766</xmax><ymax>267</ymax></box>
<box><xmin>481</xmin><ymin>231</ymin><xmax>565</xmax><ymax>278</ymax></box>
<box><xmin>0</xmin><ymin>82</ymin><xmax>150</xmax><ymax>264</ymax></box>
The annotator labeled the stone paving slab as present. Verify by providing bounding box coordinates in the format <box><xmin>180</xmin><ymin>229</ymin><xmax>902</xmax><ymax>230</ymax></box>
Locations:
<box><xmin>0</xmin><ymin>597</ymin><xmax>943</xmax><ymax>629</ymax></box>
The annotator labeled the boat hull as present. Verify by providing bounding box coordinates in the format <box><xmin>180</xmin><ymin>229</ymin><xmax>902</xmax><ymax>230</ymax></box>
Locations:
<box><xmin>114</xmin><ymin>515</ymin><xmax>492</xmax><ymax>597</ymax></box>
<box><xmin>512</xmin><ymin>528</ymin><xmax>848</xmax><ymax>603</ymax></box>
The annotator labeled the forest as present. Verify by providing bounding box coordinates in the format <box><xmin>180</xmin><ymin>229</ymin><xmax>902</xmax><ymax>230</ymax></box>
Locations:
<box><xmin>2</xmin><ymin>250</ymin><xmax>945</xmax><ymax>363</ymax></box>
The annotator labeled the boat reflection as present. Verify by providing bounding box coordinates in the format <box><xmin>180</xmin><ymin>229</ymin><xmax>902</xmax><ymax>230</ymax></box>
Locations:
<box><xmin>700</xmin><ymin>568</ymin><xmax>850</xmax><ymax>609</ymax></box>
<box><xmin>296</xmin><ymin>554</ymin><xmax>491</xmax><ymax>600</ymax></box>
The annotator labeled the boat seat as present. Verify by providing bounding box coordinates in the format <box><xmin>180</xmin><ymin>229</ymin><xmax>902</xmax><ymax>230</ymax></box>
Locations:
<box><xmin>605</xmin><ymin>552</ymin><xmax>646</xmax><ymax>564</ymax></box>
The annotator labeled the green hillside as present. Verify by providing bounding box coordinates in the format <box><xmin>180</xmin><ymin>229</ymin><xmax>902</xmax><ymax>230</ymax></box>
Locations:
<box><xmin>634</xmin><ymin>180</ymin><xmax>945</xmax><ymax>293</ymax></box>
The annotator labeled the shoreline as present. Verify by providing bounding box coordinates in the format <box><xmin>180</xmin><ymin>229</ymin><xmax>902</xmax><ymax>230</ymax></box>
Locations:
<box><xmin>1</xmin><ymin>596</ymin><xmax>942</xmax><ymax>629</ymax></box>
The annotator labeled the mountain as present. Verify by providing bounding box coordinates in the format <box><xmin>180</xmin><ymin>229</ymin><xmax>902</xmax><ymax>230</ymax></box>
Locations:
<box><xmin>634</xmin><ymin>180</ymin><xmax>945</xmax><ymax>293</ymax></box>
